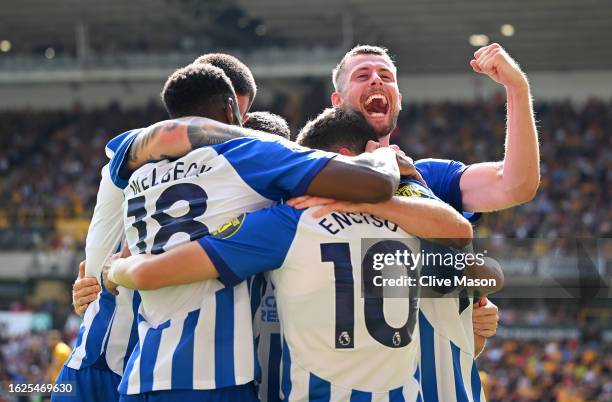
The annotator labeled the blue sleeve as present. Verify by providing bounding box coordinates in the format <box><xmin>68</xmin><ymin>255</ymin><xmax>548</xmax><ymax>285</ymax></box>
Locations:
<box><xmin>415</xmin><ymin>158</ymin><xmax>480</xmax><ymax>222</ymax></box>
<box><xmin>198</xmin><ymin>204</ymin><xmax>304</xmax><ymax>287</ymax></box>
<box><xmin>108</xmin><ymin>130</ymin><xmax>140</xmax><ymax>189</ymax></box>
<box><xmin>210</xmin><ymin>138</ymin><xmax>336</xmax><ymax>201</ymax></box>
<box><xmin>105</xmin><ymin>130</ymin><xmax>137</xmax><ymax>159</ymax></box>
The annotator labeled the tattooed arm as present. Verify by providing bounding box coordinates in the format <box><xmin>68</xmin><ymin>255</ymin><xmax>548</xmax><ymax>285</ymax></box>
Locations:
<box><xmin>124</xmin><ymin>116</ymin><xmax>399</xmax><ymax>203</ymax></box>
<box><xmin>126</xmin><ymin>117</ymin><xmax>270</xmax><ymax>171</ymax></box>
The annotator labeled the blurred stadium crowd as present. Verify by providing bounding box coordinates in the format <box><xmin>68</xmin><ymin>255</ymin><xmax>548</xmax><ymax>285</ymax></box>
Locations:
<box><xmin>0</xmin><ymin>89</ymin><xmax>610</xmax><ymax>401</ymax></box>
<box><xmin>1</xmin><ymin>302</ymin><xmax>610</xmax><ymax>402</ymax></box>
<box><xmin>0</xmin><ymin>302</ymin><xmax>80</xmax><ymax>402</ymax></box>
<box><xmin>479</xmin><ymin>336</ymin><xmax>611</xmax><ymax>401</ymax></box>
<box><xmin>0</xmin><ymin>91</ymin><xmax>610</xmax><ymax>250</ymax></box>
<box><xmin>478</xmin><ymin>303</ymin><xmax>612</xmax><ymax>401</ymax></box>
<box><xmin>0</xmin><ymin>103</ymin><xmax>166</xmax><ymax>250</ymax></box>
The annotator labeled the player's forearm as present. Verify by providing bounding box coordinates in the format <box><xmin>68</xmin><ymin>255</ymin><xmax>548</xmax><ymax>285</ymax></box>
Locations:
<box><xmin>108</xmin><ymin>242</ymin><xmax>219</xmax><ymax>290</ymax></box>
<box><xmin>85</xmin><ymin>166</ymin><xmax>126</xmax><ymax>277</ymax></box>
<box><xmin>461</xmin><ymin>84</ymin><xmax>539</xmax><ymax>212</ymax></box>
<box><xmin>107</xmin><ymin>254</ymin><xmax>148</xmax><ymax>290</ymax></box>
<box><xmin>502</xmin><ymin>83</ymin><xmax>540</xmax><ymax>202</ymax></box>
<box><xmin>308</xmin><ymin>148</ymin><xmax>399</xmax><ymax>203</ymax></box>
<box><xmin>126</xmin><ymin>117</ymin><xmax>268</xmax><ymax>171</ymax></box>
<box><xmin>362</xmin><ymin>196</ymin><xmax>473</xmax><ymax>247</ymax></box>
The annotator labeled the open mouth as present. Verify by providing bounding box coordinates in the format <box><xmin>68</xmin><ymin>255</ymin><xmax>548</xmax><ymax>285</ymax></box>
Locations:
<box><xmin>362</xmin><ymin>93</ymin><xmax>389</xmax><ymax>118</ymax></box>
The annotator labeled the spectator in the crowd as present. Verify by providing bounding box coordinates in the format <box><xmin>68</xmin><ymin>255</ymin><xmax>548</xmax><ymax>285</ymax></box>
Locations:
<box><xmin>45</xmin><ymin>330</ymin><xmax>71</xmax><ymax>383</ymax></box>
<box><xmin>1</xmin><ymin>303</ymin><xmax>609</xmax><ymax>402</ymax></box>
<box><xmin>0</xmin><ymin>96</ymin><xmax>609</xmax><ymax>250</ymax></box>
<box><xmin>479</xmin><ymin>337</ymin><xmax>611</xmax><ymax>401</ymax></box>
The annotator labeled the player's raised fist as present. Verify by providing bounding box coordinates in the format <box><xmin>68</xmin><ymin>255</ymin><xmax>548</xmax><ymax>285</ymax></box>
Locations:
<box><xmin>470</xmin><ymin>43</ymin><xmax>528</xmax><ymax>90</ymax></box>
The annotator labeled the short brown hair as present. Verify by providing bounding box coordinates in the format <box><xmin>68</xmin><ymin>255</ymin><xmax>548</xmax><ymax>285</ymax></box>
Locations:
<box><xmin>297</xmin><ymin>108</ymin><xmax>378</xmax><ymax>154</ymax></box>
<box><xmin>332</xmin><ymin>45</ymin><xmax>395</xmax><ymax>92</ymax></box>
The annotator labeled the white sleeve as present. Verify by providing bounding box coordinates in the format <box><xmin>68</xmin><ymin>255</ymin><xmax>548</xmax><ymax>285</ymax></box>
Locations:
<box><xmin>84</xmin><ymin>164</ymin><xmax>125</xmax><ymax>278</ymax></box>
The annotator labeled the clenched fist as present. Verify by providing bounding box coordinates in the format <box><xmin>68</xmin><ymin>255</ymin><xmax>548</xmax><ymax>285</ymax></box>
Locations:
<box><xmin>470</xmin><ymin>43</ymin><xmax>528</xmax><ymax>90</ymax></box>
<box><xmin>472</xmin><ymin>297</ymin><xmax>499</xmax><ymax>338</ymax></box>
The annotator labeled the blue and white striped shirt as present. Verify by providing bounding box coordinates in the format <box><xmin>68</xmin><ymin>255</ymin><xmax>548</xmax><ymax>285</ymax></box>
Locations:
<box><xmin>108</xmin><ymin>133</ymin><xmax>336</xmax><ymax>395</ymax></box>
<box><xmin>419</xmin><ymin>300</ymin><xmax>485</xmax><ymax>402</ymax></box>
<box><xmin>198</xmin><ymin>196</ymin><xmax>444</xmax><ymax>401</ymax></box>
<box><xmin>412</xmin><ymin>159</ymin><xmax>485</xmax><ymax>402</ymax></box>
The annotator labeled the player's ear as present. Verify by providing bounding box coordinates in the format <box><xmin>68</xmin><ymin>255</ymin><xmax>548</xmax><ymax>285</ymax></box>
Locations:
<box><xmin>331</xmin><ymin>92</ymin><xmax>343</xmax><ymax>107</ymax></box>
<box><xmin>337</xmin><ymin>147</ymin><xmax>355</xmax><ymax>156</ymax></box>
<box><xmin>226</xmin><ymin>98</ymin><xmax>243</xmax><ymax>127</ymax></box>
<box><xmin>398</xmin><ymin>92</ymin><xmax>403</xmax><ymax>110</ymax></box>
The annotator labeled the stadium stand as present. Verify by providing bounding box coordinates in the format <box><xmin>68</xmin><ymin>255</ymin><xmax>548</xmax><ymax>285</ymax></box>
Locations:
<box><xmin>1</xmin><ymin>97</ymin><xmax>609</xmax><ymax>401</ymax></box>
<box><xmin>0</xmin><ymin>2</ymin><xmax>610</xmax><ymax>400</ymax></box>
<box><xmin>0</xmin><ymin>103</ymin><xmax>166</xmax><ymax>250</ymax></box>
<box><xmin>1</xmin><ymin>94</ymin><xmax>609</xmax><ymax>251</ymax></box>
<box><xmin>1</xmin><ymin>302</ymin><xmax>610</xmax><ymax>402</ymax></box>
<box><xmin>478</xmin><ymin>302</ymin><xmax>612</xmax><ymax>401</ymax></box>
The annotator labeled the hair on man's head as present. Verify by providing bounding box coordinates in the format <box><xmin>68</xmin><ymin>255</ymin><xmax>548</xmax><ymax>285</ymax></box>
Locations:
<box><xmin>244</xmin><ymin>111</ymin><xmax>291</xmax><ymax>139</ymax></box>
<box><xmin>297</xmin><ymin>108</ymin><xmax>379</xmax><ymax>154</ymax></box>
<box><xmin>161</xmin><ymin>63</ymin><xmax>237</xmax><ymax>119</ymax></box>
<box><xmin>194</xmin><ymin>53</ymin><xmax>257</xmax><ymax>105</ymax></box>
<box><xmin>332</xmin><ymin>45</ymin><xmax>395</xmax><ymax>92</ymax></box>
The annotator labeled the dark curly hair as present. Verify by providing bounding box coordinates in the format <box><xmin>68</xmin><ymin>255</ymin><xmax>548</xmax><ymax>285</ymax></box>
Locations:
<box><xmin>244</xmin><ymin>111</ymin><xmax>291</xmax><ymax>139</ymax></box>
<box><xmin>161</xmin><ymin>63</ymin><xmax>237</xmax><ymax>119</ymax></box>
<box><xmin>194</xmin><ymin>53</ymin><xmax>257</xmax><ymax>107</ymax></box>
<box><xmin>296</xmin><ymin>108</ymin><xmax>378</xmax><ymax>154</ymax></box>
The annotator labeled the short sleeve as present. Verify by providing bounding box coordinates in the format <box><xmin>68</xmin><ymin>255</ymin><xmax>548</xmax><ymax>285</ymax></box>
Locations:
<box><xmin>415</xmin><ymin>158</ymin><xmax>480</xmax><ymax>221</ymax></box>
<box><xmin>210</xmin><ymin>138</ymin><xmax>336</xmax><ymax>200</ymax></box>
<box><xmin>105</xmin><ymin>130</ymin><xmax>137</xmax><ymax>159</ymax></box>
<box><xmin>198</xmin><ymin>204</ymin><xmax>304</xmax><ymax>287</ymax></box>
<box><xmin>108</xmin><ymin>130</ymin><xmax>140</xmax><ymax>189</ymax></box>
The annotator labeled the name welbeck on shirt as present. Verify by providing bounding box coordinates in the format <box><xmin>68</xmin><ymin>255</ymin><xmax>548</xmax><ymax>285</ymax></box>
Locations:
<box><xmin>128</xmin><ymin>160</ymin><xmax>213</xmax><ymax>196</ymax></box>
<box><xmin>318</xmin><ymin>212</ymin><xmax>398</xmax><ymax>235</ymax></box>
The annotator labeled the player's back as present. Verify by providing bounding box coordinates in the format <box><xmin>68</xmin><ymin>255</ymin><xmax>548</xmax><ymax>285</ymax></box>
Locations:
<box><xmin>123</xmin><ymin>145</ymin><xmax>272</xmax><ymax>322</ymax></box>
<box><xmin>110</xmin><ymin>134</ymin><xmax>335</xmax><ymax>394</ymax></box>
<box><xmin>198</xmin><ymin>180</ymin><xmax>470</xmax><ymax>401</ymax></box>
<box><xmin>119</xmin><ymin>136</ymin><xmax>331</xmax><ymax>323</ymax></box>
<box><xmin>199</xmin><ymin>180</ymin><xmax>463</xmax><ymax>400</ymax></box>
<box><xmin>273</xmin><ymin>208</ymin><xmax>422</xmax><ymax>400</ymax></box>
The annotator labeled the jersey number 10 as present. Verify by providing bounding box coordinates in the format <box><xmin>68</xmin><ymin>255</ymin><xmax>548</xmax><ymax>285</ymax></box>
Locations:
<box><xmin>322</xmin><ymin>242</ymin><xmax>418</xmax><ymax>350</ymax></box>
